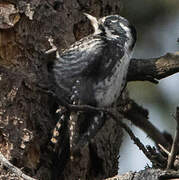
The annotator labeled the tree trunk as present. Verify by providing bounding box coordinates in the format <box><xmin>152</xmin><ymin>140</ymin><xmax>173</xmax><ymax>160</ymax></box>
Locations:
<box><xmin>0</xmin><ymin>0</ymin><xmax>123</xmax><ymax>179</ymax></box>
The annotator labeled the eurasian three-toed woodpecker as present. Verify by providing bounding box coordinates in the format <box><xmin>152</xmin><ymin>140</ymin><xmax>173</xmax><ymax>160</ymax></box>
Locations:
<box><xmin>52</xmin><ymin>14</ymin><xmax>137</xmax><ymax>151</ymax></box>
<box><xmin>53</xmin><ymin>13</ymin><xmax>136</xmax><ymax>107</ymax></box>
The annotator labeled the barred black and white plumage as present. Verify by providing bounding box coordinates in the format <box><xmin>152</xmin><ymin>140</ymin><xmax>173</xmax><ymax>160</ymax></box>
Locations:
<box><xmin>52</xmin><ymin>14</ymin><xmax>137</xmax><ymax>152</ymax></box>
<box><xmin>53</xmin><ymin>14</ymin><xmax>136</xmax><ymax>107</ymax></box>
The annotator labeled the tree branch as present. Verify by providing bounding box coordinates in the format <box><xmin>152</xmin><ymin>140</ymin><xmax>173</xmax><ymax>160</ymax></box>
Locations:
<box><xmin>0</xmin><ymin>152</ymin><xmax>37</xmax><ymax>180</ymax></box>
<box><xmin>118</xmin><ymin>98</ymin><xmax>171</xmax><ymax>148</ymax></box>
<box><xmin>128</xmin><ymin>52</ymin><xmax>179</xmax><ymax>83</ymax></box>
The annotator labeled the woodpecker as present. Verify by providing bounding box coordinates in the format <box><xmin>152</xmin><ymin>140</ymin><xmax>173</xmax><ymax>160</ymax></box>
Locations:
<box><xmin>52</xmin><ymin>14</ymin><xmax>137</xmax><ymax>151</ymax></box>
<box><xmin>53</xmin><ymin>13</ymin><xmax>136</xmax><ymax>107</ymax></box>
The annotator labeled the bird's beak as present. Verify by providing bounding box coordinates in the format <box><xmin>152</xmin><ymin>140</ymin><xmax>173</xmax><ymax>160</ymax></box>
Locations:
<box><xmin>84</xmin><ymin>13</ymin><xmax>100</xmax><ymax>34</ymax></box>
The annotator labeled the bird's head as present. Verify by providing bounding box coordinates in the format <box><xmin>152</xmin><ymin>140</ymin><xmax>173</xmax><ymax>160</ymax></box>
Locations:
<box><xmin>84</xmin><ymin>13</ymin><xmax>137</xmax><ymax>50</ymax></box>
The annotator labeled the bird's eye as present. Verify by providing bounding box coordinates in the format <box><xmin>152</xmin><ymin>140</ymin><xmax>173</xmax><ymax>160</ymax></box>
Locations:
<box><xmin>104</xmin><ymin>19</ymin><xmax>112</xmax><ymax>26</ymax></box>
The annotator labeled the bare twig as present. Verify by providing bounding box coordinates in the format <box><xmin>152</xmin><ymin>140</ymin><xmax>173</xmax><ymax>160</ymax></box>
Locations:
<box><xmin>158</xmin><ymin>144</ymin><xmax>170</xmax><ymax>156</ymax></box>
<box><xmin>112</xmin><ymin>112</ymin><xmax>152</xmax><ymax>161</ymax></box>
<box><xmin>146</xmin><ymin>145</ymin><xmax>167</xmax><ymax>168</ymax></box>
<box><xmin>0</xmin><ymin>152</ymin><xmax>37</xmax><ymax>180</ymax></box>
<box><xmin>45</xmin><ymin>36</ymin><xmax>60</xmax><ymax>58</ymax></box>
<box><xmin>128</xmin><ymin>52</ymin><xmax>179</xmax><ymax>83</ymax></box>
<box><xmin>68</xmin><ymin>104</ymin><xmax>106</xmax><ymax>113</ymax></box>
<box><xmin>167</xmin><ymin>107</ymin><xmax>179</xmax><ymax>169</ymax></box>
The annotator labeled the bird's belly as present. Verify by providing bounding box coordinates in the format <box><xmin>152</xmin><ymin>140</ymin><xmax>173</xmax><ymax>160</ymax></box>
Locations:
<box><xmin>94</xmin><ymin>54</ymin><xmax>130</xmax><ymax>107</ymax></box>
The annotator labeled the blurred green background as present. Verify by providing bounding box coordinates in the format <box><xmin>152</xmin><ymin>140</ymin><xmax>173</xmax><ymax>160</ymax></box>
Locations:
<box><xmin>119</xmin><ymin>0</ymin><xmax>179</xmax><ymax>173</ymax></box>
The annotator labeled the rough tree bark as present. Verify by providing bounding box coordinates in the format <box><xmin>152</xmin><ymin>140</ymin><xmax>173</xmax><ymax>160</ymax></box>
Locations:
<box><xmin>0</xmin><ymin>0</ymin><xmax>123</xmax><ymax>180</ymax></box>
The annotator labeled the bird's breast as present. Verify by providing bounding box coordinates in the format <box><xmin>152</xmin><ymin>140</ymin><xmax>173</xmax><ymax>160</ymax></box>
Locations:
<box><xmin>93</xmin><ymin>51</ymin><xmax>131</xmax><ymax>107</ymax></box>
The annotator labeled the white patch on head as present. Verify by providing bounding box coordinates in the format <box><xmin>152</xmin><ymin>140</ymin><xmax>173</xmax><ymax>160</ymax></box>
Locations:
<box><xmin>111</xmin><ymin>20</ymin><xmax>118</xmax><ymax>23</ymax></box>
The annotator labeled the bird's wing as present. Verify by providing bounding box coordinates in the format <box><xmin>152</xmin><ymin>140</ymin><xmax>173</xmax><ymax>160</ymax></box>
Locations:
<box><xmin>53</xmin><ymin>35</ymin><xmax>126</xmax><ymax>105</ymax></box>
<box><xmin>53</xmin><ymin>35</ymin><xmax>126</xmax><ymax>82</ymax></box>
<box><xmin>53</xmin><ymin>36</ymin><xmax>106</xmax><ymax>81</ymax></box>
